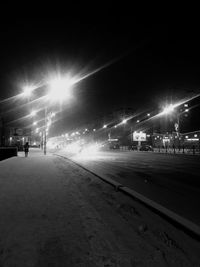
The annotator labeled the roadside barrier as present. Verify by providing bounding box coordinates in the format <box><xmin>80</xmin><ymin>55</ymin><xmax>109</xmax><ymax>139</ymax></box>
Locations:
<box><xmin>0</xmin><ymin>147</ymin><xmax>18</xmax><ymax>161</ymax></box>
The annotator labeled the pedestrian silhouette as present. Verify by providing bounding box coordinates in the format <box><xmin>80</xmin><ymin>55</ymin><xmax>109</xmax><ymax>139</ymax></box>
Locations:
<box><xmin>24</xmin><ymin>142</ymin><xmax>29</xmax><ymax>157</ymax></box>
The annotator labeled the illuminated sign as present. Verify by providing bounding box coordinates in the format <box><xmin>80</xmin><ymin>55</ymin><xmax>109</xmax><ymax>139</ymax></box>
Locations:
<box><xmin>133</xmin><ymin>131</ymin><xmax>146</xmax><ymax>141</ymax></box>
<box><xmin>11</xmin><ymin>128</ymin><xmax>31</xmax><ymax>136</ymax></box>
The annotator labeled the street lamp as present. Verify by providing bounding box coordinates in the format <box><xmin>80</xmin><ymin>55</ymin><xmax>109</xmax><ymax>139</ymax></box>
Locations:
<box><xmin>22</xmin><ymin>85</ymin><xmax>35</xmax><ymax>98</ymax></box>
<box><xmin>30</xmin><ymin>110</ymin><xmax>37</xmax><ymax>117</ymax></box>
<box><xmin>161</xmin><ymin>103</ymin><xmax>189</xmax><ymax>138</ymax></box>
<box><xmin>162</xmin><ymin>104</ymin><xmax>175</xmax><ymax>115</ymax></box>
<box><xmin>161</xmin><ymin>104</ymin><xmax>179</xmax><ymax>137</ymax></box>
<box><xmin>43</xmin><ymin>74</ymin><xmax>74</xmax><ymax>155</ymax></box>
<box><xmin>22</xmin><ymin>85</ymin><xmax>37</xmax><ymax>145</ymax></box>
<box><xmin>47</xmin><ymin>75</ymin><xmax>74</xmax><ymax>103</ymax></box>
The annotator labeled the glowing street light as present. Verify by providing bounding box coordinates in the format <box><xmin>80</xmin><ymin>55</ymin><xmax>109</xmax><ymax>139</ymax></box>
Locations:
<box><xmin>30</xmin><ymin>110</ymin><xmax>37</xmax><ymax>116</ymax></box>
<box><xmin>162</xmin><ymin>104</ymin><xmax>175</xmax><ymax>115</ymax></box>
<box><xmin>43</xmin><ymin>74</ymin><xmax>75</xmax><ymax>155</ymax></box>
<box><xmin>122</xmin><ymin>119</ymin><xmax>127</xmax><ymax>124</ymax></box>
<box><xmin>136</xmin><ymin>120</ymin><xmax>140</xmax><ymax>123</ymax></box>
<box><xmin>22</xmin><ymin>85</ymin><xmax>35</xmax><ymax>98</ymax></box>
<box><xmin>47</xmin><ymin>75</ymin><xmax>74</xmax><ymax>103</ymax></box>
<box><xmin>33</xmin><ymin>121</ymin><xmax>37</xmax><ymax>126</ymax></box>
<box><xmin>147</xmin><ymin>113</ymin><xmax>150</xmax><ymax>117</ymax></box>
<box><xmin>103</xmin><ymin>124</ymin><xmax>107</xmax><ymax>128</ymax></box>
<box><xmin>160</xmin><ymin>103</ymin><xmax>188</xmax><ymax>138</ymax></box>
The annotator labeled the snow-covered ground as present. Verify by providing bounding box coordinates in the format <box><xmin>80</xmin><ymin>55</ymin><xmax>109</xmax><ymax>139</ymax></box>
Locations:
<box><xmin>56</xmin><ymin>149</ymin><xmax>200</xmax><ymax>227</ymax></box>
<box><xmin>0</xmin><ymin>148</ymin><xmax>199</xmax><ymax>266</ymax></box>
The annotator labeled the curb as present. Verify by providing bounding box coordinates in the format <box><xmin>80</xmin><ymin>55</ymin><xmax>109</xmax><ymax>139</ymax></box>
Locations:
<box><xmin>55</xmin><ymin>154</ymin><xmax>122</xmax><ymax>189</ymax></box>
<box><xmin>55</xmin><ymin>153</ymin><xmax>200</xmax><ymax>238</ymax></box>
<box><xmin>120</xmin><ymin>186</ymin><xmax>200</xmax><ymax>237</ymax></box>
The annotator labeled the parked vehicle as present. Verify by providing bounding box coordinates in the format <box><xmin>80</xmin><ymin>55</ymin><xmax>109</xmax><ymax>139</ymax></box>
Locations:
<box><xmin>110</xmin><ymin>144</ymin><xmax>120</xmax><ymax>149</ymax></box>
<box><xmin>139</xmin><ymin>145</ymin><xmax>153</xmax><ymax>151</ymax></box>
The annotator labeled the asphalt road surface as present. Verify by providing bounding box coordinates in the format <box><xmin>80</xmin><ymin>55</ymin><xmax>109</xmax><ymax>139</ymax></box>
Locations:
<box><xmin>62</xmin><ymin>150</ymin><xmax>200</xmax><ymax>227</ymax></box>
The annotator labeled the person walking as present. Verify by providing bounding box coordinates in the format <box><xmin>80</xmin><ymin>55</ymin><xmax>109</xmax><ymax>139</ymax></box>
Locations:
<box><xmin>24</xmin><ymin>142</ymin><xmax>29</xmax><ymax>157</ymax></box>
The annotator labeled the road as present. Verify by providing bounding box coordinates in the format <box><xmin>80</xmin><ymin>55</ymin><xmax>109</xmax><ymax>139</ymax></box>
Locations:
<box><xmin>58</xmin><ymin>150</ymin><xmax>200</xmax><ymax>227</ymax></box>
<box><xmin>0</xmin><ymin>149</ymin><xmax>199</xmax><ymax>266</ymax></box>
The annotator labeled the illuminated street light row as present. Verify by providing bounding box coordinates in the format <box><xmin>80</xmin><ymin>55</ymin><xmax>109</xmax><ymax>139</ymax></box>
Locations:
<box><xmin>57</xmin><ymin>104</ymin><xmax>187</xmax><ymax>138</ymax></box>
<box><xmin>67</xmin><ymin>102</ymin><xmax>189</xmax><ymax>135</ymax></box>
<box><xmin>73</xmin><ymin>102</ymin><xmax>188</xmax><ymax>136</ymax></box>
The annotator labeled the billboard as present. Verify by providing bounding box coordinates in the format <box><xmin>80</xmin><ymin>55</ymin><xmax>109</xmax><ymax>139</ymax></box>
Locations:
<box><xmin>133</xmin><ymin>131</ymin><xmax>146</xmax><ymax>141</ymax></box>
<box><xmin>10</xmin><ymin>128</ymin><xmax>31</xmax><ymax>136</ymax></box>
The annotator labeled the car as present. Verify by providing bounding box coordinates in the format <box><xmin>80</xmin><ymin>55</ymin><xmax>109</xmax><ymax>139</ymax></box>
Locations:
<box><xmin>139</xmin><ymin>145</ymin><xmax>153</xmax><ymax>151</ymax></box>
<box><xmin>109</xmin><ymin>144</ymin><xmax>120</xmax><ymax>149</ymax></box>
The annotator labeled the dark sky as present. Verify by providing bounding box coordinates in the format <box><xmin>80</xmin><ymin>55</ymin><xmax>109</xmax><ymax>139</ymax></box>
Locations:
<box><xmin>0</xmin><ymin>21</ymin><xmax>200</xmax><ymax>135</ymax></box>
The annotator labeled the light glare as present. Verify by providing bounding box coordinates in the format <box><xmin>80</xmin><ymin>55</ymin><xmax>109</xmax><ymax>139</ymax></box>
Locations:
<box><xmin>161</xmin><ymin>104</ymin><xmax>175</xmax><ymax>115</ymax></box>
<box><xmin>48</xmin><ymin>75</ymin><xmax>74</xmax><ymax>102</ymax></box>
<box><xmin>30</xmin><ymin>110</ymin><xmax>37</xmax><ymax>116</ymax></box>
<box><xmin>22</xmin><ymin>85</ymin><xmax>35</xmax><ymax>97</ymax></box>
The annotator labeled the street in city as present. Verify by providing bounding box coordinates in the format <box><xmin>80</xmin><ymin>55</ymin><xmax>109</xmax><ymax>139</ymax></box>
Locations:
<box><xmin>1</xmin><ymin>22</ymin><xmax>200</xmax><ymax>266</ymax></box>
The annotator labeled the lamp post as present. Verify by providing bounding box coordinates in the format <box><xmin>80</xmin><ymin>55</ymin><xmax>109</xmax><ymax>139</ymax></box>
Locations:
<box><xmin>43</xmin><ymin>110</ymin><xmax>54</xmax><ymax>155</ymax></box>
<box><xmin>29</xmin><ymin>110</ymin><xmax>37</xmax><ymax>145</ymax></box>
<box><xmin>44</xmin><ymin>107</ymin><xmax>47</xmax><ymax>155</ymax></box>
<box><xmin>43</xmin><ymin>74</ymin><xmax>74</xmax><ymax>155</ymax></box>
<box><xmin>161</xmin><ymin>103</ymin><xmax>189</xmax><ymax>148</ymax></box>
<box><xmin>23</xmin><ymin>85</ymin><xmax>36</xmax><ymax>145</ymax></box>
<box><xmin>21</xmin><ymin>73</ymin><xmax>75</xmax><ymax>155</ymax></box>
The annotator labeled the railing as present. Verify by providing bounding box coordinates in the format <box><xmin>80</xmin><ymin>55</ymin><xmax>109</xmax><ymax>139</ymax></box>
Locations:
<box><xmin>153</xmin><ymin>146</ymin><xmax>200</xmax><ymax>155</ymax></box>
<box><xmin>117</xmin><ymin>145</ymin><xmax>200</xmax><ymax>155</ymax></box>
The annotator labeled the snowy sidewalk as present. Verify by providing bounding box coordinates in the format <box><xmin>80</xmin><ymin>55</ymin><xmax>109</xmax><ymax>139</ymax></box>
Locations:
<box><xmin>0</xmin><ymin>149</ymin><xmax>199</xmax><ymax>266</ymax></box>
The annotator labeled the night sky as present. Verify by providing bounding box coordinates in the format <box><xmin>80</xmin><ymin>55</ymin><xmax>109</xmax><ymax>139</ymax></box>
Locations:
<box><xmin>0</xmin><ymin>21</ymin><xmax>200</xmax><ymax>136</ymax></box>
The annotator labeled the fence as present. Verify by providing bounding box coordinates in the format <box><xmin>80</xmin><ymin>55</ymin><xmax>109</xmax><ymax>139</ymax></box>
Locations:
<box><xmin>117</xmin><ymin>144</ymin><xmax>200</xmax><ymax>155</ymax></box>
<box><xmin>153</xmin><ymin>145</ymin><xmax>200</xmax><ymax>155</ymax></box>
